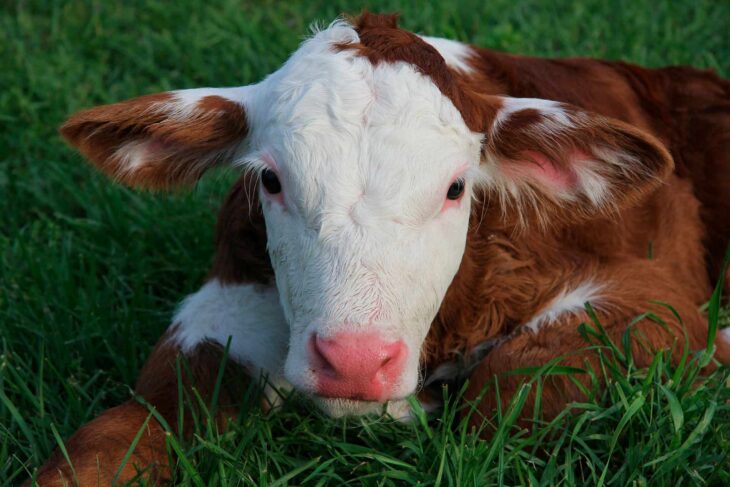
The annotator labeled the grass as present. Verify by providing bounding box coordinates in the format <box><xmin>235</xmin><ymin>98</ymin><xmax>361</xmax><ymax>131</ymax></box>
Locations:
<box><xmin>1</xmin><ymin>0</ymin><xmax>729</xmax><ymax>485</ymax></box>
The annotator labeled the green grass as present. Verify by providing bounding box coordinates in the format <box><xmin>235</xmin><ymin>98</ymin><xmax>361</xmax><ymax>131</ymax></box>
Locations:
<box><xmin>1</xmin><ymin>0</ymin><xmax>729</xmax><ymax>485</ymax></box>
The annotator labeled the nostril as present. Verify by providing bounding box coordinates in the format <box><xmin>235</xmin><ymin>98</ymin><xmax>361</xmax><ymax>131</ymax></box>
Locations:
<box><xmin>380</xmin><ymin>355</ymin><xmax>393</xmax><ymax>368</ymax></box>
<box><xmin>311</xmin><ymin>335</ymin><xmax>337</xmax><ymax>376</ymax></box>
<box><xmin>379</xmin><ymin>342</ymin><xmax>405</xmax><ymax>368</ymax></box>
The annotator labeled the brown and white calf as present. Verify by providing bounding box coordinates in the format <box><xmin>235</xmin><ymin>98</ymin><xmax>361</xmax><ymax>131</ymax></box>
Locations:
<box><xmin>35</xmin><ymin>12</ymin><xmax>730</xmax><ymax>486</ymax></box>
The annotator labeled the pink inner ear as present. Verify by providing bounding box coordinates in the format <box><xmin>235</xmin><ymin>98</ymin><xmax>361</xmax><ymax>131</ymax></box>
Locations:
<box><xmin>143</xmin><ymin>138</ymin><xmax>175</xmax><ymax>156</ymax></box>
<box><xmin>508</xmin><ymin>150</ymin><xmax>582</xmax><ymax>190</ymax></box>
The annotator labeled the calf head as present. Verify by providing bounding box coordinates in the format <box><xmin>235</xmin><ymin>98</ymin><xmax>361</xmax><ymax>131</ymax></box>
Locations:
<box><xmin>61</xmin><ymin>13</ymin><xmax>672</xmax><ymax>416</ymax></box>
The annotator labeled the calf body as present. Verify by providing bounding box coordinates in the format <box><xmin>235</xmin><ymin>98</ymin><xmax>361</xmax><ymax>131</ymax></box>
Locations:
<box><xmin>34</xmin><ymin>13</ymin><xmax>730</xmax><ymax>486</ymax></box>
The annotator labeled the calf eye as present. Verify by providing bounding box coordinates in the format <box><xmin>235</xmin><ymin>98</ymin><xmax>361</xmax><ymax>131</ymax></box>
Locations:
<box><xmin>261</xmin><ymin>168</ymin><xmax>282</xmax><ymax>194</ymax></box>
<box><xmin>447</xmin><ymin>178</ymin><xmax>465</xmax><ymax>200</ymax></box>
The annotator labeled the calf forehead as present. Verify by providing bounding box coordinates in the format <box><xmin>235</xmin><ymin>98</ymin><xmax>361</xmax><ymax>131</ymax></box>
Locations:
<box><xmin>265</xmin><ymin>53</ymin><xmax>471</xmax><ymax>140</ymax></box>
<box><xmin>255</xmin><ymin>39</ymin><xmax>479</xmax><ymax>214</ymax></box>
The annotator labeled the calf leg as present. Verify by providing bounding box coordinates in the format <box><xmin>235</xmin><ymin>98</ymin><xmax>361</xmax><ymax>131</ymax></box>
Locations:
<box><xmin>32</xmin><ymin>401</ymin><xmax>169</xmax><ymax>486</ymax></box>
<box><xmin>30</xmin><ymin>280</ymin><xmax>289</xmax><ymax>486</ymax></box>
<box><xmin>464</xmin><ymin>264</ymin><xmax>730</xmax><ymax>430</ymax></box>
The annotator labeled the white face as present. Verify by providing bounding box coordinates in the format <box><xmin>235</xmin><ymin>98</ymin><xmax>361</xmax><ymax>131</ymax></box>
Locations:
<box><xmin>243</xmin><ymin>25</ymin><xmax>482</xmax><ymax>413</ymax></box>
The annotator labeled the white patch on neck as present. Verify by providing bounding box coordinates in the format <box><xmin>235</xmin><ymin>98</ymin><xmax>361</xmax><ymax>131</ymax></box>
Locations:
<box><xmin>169</xmin><ymin>279</ymin><xmax>290</xmax><ymax>383</ymax></box>
<box><xmin>524</xmin><ymin>281</ymin><xmax>604</xmax><ymax>332</ymax></box>
<box><xmin>420</xmin><ymin>36</ymin><xmax>476</xmax><ymax>74</ymax></box>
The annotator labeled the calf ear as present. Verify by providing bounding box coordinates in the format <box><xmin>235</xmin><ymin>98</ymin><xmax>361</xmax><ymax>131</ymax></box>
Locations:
<box><xmin>477</xmin><ymin>96</ymin><xmax>673</xmax><ymax>225</ymax></box>
<box><xmin>60</xmin><ymin>87</ymin><xmax>253</xmax><ymax>189</ymax></box>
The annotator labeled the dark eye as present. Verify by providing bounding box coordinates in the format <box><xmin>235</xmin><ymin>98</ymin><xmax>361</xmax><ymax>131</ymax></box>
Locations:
<box><xmin>446</xmin><ymin>178</ymin><xmax>465</xmax><ymax>200</ymax></box>
<box><xmin>261</xmin><ymin>168</ymin><xmax>282</xmax><ymax>194</ymax></box>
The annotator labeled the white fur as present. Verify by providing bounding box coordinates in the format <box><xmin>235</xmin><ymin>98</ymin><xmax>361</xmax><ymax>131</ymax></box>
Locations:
<box><xmin>172</xmin><ymin>87</ymin><xmax>251</xmax><ymax>113</ymax></box>
<box><xmin>493</xmin><ymin>97</ymin><xmax>572</xmax><ymax>129</ymax></box>
<box><xmin>312</xmin><ymin>396</ymin><xmax>413</xmax><ymax>420</ymax></box>
<box><xmin>420</xmin><ymin>36</ymin><xmax>476</xmax><ymax>74</ymax></box>
<box><xmin>114</xmin><ymin>140</ymin><xmax>151</xmax><ymax>172</ymax></box>
<box><xmin>524</xmin><ymin>282</ymin><xmax>604</xmax><ymax>332</ymax></box>
<box><xmin>170</xmin><ymin>279</ymin><xmax>290</xmax><ymax>384</ymax></box>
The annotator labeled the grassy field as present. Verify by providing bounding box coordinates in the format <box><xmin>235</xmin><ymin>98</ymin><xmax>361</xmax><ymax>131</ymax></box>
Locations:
<box><xmin>2</xmin><ymin>0</ymin><xmax>730</xmax><ymax>485</ymax></box>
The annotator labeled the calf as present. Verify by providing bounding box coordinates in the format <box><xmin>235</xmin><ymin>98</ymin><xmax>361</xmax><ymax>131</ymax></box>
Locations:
<box><xmin>34</xmin><ymin>12</ymin><xmax>730</xmax><ymax>486</ymax></box>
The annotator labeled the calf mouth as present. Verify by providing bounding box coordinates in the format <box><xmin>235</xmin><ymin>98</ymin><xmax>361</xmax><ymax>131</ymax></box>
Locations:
<box><xmin>311</xmin><ymin>396</ymin><xmax>413</xmax><ymax>421</ymax></box>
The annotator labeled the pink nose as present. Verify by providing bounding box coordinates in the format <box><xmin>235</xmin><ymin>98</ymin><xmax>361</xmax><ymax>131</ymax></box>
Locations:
<box><xmin>309</xmin><ymin>332</ymin><xmax>407</xmax><ymax>402</ymax></box>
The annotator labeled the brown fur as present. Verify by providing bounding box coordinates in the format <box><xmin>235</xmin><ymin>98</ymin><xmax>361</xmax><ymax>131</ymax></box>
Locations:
<box><xmin>35</xmin><ymin>12</ymin><xmax>730</xmax><ymax>485</ymax></box>
<box><xmin>32</xmin><ymin>401</ymin><xmax>169</xmax><ymax>486</ymax></box>
<box><xmin>60</xmin><ymin>94</ymin><xmax>248</xmax><ymax>189</ymax></box>
<box><xmin>208</xmin><ymin>173</ymin><xmax>273</xmax><ymax>285</ymax></box>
